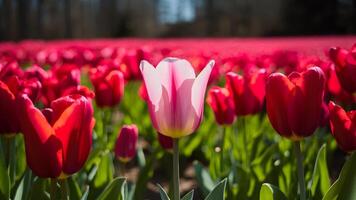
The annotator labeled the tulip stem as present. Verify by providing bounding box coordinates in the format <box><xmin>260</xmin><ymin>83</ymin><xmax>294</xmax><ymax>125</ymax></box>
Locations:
<box><xmin>119</xmin><ymin>161</ymin><xmax>126</xmax><ymax>177</ymax></box>
<box><xmin>173</xmin><ymin>138</ymin><xmax>180</xmax><ymax>200</ymax></box>
<box><xmin>59</xmin><ymin>179</ymin><xmax>69</xmax><ymax>200</ymax></box>
<box><xmin>220</xmin><ymin>126</ymin><xmax>226</xmax><ymax>174</ymax></box>
<box><xmin>50</xmin><ymin>179</ymin><xmax>57</xmax><ymax>200</ymax></box>
<box><xmin>242</xmin><ymin>117</ymin><xmax>249</xmax><ymax>169</ymax></box>
<box><xmin>294</xmin><ymin>141</ymin><xmax>306</xmax><ymax>200</ymax></box>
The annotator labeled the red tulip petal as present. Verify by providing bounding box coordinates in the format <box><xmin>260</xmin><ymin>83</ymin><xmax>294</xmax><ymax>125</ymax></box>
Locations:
<box><xmin>53</xmin><ymin>95</ymin><xmax>93</xmax><ymax>175</ymax></box>
<box><xmin>288</xmin><ymin>67</ymin><xmax>325</xmax><ymax>137</ymax></box>
<box><xmin>266</xmin><ymin>73</ymin><xmax>294</xmax><ymax>138</ymax></box>
<box><xmin>17</xmin><ymin>94</ymin><xmax>62</xmax><ymax>178</ymax></box>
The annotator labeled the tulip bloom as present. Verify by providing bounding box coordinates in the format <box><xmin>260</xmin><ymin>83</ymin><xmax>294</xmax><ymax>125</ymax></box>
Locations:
<box><xmin>207</xmin><ymin>86</ymin><xmax>235</xmax><ymax>125</ymax></box>
<box><xmin>266</xmin><ymin>67</ymin><xmax>325</xmax><ymax>140</ymax></box>
<box><xmin>328</xmin><ymin>101</ymin><xmax>356</xmax><ymax>152</ymax></box>
<box><xmin>140</xmin><ymin>58</ymin><xmax>214</xmax><ymax>138</ymax></box>
<box><xmin>329</xmin><ymin>45</ymin><xmax>356</xmax><ymax>93</ymax></box>
<box><xmin>0</xmin><ymin>79</ymin><xmax>20</xmax><ymax>135</ymax></box>
<box><xmin>115</xmin><ymin>125</ymin><xmax>138</xmax><ymax>162</ymax></box>
<box><xmin>226</xmin><ymin>69</ymin><xmax>266</xmax><ymax>116</ymax></box>
<box><xmin>17</xmin><ymin>94</ymin><xmax>95</xmax><ymax>178</ymax></box>
<box><xmin>0</xmin><ymin>76</ymin><xmax>41</xmax><ymax>135</ymax></box>
<box><xmin>89</xmin><ymin>66</ymin><xmax>124</xmax><ymax>108</ymax></box>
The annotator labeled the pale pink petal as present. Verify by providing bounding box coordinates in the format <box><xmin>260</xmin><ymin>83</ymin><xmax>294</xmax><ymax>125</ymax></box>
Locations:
<box><xmin>155</xmin><ymin>57</ymin><xmax>196</xmax><ymax>102</ymax></box>
<box><xmin>139</xmin><ymin>60</ymin><xmax>162</xmax><ymax>108</ymax></box>
<box><xmin>191</xmin><ymin>60</ymin><xmax>215</xmax><ymax>128</ymax></box>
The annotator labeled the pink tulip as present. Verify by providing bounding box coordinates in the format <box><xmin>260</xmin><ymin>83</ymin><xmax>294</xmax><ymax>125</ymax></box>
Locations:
<box><xmin>140</xmin><ymin>57</ymin><xmax>215</xmax><ymax>138</ymax></box>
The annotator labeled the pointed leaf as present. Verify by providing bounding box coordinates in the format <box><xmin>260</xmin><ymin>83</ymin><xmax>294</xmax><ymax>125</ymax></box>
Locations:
<box><xmin>157</xmin><ymin>184</ymin><xmax>170</xmax><ymax>200</ymax></box>
<box><xmin>14</xmin><ymin>170</ymin><xmax>33</xmax><ymax>200</ymax></box>
<box><xmin>97</xmin><ymin>177</ymin><xmax>126</xmax><ymax>200</ymax></box>
<box><xmin>80</xmin><ymin>186</ymin><xmax>89</xmax><ymax>200</ymax></box>
<box><xmin>260</xmin><ymin>183</ymin><xmax>287</xmax><ymax>200</ymax></box>
<box><xmin>323</xmin><ymin>152</ymin><xmax>356</xmax><ymax>200</ymax></box>
<box><xmin>204</xmin><ymin>178</ymin><xmax>227</xmax><ymax>200</ymax></box>
<box><xmin>181</xmin><ymin>190</ymin><xmax>194</xmax><ymax>200</ymax></box>
<box><xmin>308</xmin><ymin>144</ymin><xmax>330</xmax><ymax>197</ymax></box>
<box><xmin>194</xmin><ymin>161</ymin><xmax>215</xmax><ymax>196</ymax></box>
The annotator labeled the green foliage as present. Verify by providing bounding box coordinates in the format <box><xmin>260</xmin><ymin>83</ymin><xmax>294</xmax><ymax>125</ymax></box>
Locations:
<box><xmin>97</xmin><ymin>177</ymin><xmax>126</xmax><ymax>200</ymax></box>
<box><xmin>323</xmin><ymin>152</ymin><xmax>356</xmax><ymax>200</ymax></box>
<box><xmin>259</xmin><ymin>183</ymin><xmax>287</xmax><ymax>200</ymax></box>
<box><xmin>157</xmin><ymin>184</ymin><xmax>170</xmax><ymax>200</ymax></box>
<box><xmin>204</xmin><ymin>178</ymin><xmax>227</xmax><ymax>200</ymax></box>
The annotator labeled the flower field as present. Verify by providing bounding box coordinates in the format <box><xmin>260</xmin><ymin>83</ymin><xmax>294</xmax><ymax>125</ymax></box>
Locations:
<box><xmin>0</xmin><ymin>37</ymin><xmax>355</xmax><ymax>200</ymax></box>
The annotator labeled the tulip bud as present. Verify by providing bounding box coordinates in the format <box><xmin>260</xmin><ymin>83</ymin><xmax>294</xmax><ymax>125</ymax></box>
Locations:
<box><xmin>328</xmin><ymin>101</ymin><xmax>356</xmax><ymax>152</ymax></box>
<box><xmin>226</xmin><ymin>69</ymin><xmax>266</xmax><ymax>116</ymax></box>
<box><xmin>115</xmin><ymin>125</ymin><xmax>139</xmax><ymax>163</ymax></box>
<box><xmin>207</xmin><ymin>86</ymin><xmax>235</xmax><ymax>125</ymax></box>
<box><xmin>90</xmin><ymin>67</ymin><xmax>125</xmax><ymax>108</ymax></box>
<box><xmin>329</xmin><ymin>46</ymin><xmax>356</xmax><ymax>93</ymax></box>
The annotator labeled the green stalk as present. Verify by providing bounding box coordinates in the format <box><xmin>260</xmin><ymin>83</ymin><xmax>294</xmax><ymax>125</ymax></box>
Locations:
<box><xmin>4</xmin><ymin>136</ymin><xmax>11</xmax><ymax>167</ymax></box>
<box><xmin>294</xmin><ymin>141</ymin><xmax>306</xmax><ymax>200</ymax></box>
<box><xmin>173</xmin><ymin>138</ymin><xmax>180</xmax><ymax>200</ymax></box>
<box><xmin>59</xmin><ymin>179</ymin><xmax>69</xmax><ymax>200</ymax></box>
<box><xmin>220</xmin><ymin>126</ymin><xmax>226</xmax><ymax>174</ymax></box>
<box><xmin>242</xmin><ymin>117</ymin><xmax>249</xmax><ymax>169</ymax></box>
<box><xmin>50</xmin><ymin>179</ymin><xmax>57</xmax><ymax>200</ymax></box>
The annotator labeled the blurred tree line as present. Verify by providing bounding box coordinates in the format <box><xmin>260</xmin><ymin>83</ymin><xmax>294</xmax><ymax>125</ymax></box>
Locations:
<box><xmin>0</xmin><ymin>0</ymin><xmax>355</xmax><ymax>41</ymax></box>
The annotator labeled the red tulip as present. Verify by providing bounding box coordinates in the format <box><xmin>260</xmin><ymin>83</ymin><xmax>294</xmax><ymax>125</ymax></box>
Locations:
<box><xmin>157</xmin><ymin>132</ymin><xmax>173</xmax><ymax>150</ymax></box>
<box><xmin>226</xmin><ymin>69</ymin><xmax>266</xmax><ymax>116</ymax></box>
<box><xmin>115</xmin><ymin>125</ymin><xmax>138</xmax><ymax>163</ymax></box>
<box><xmin>0</xmin><ymin>79</ymin><xmax>20</xmax><ymax>135</ymax></box>
<box><xmin>329</xmin><ymin>45</ymin><xmax>356</xmax><ymax>93</ymax></box>
<box><xmin>207</xmin><ymin>86</ymin><xmax>235</xmax><ymax>125</ymax></box>
<box><xmin>17</xmin><ymin>94</ymin><xmax>95</xmax><ymax>178</ymax></box>
<box><xmin>266</xmin><ymin>67</ymin><xmax>325</xmax><ymax>140</ymax></box>
<box><xmin>138</xmin><ymin>83</ymin><xmax>148</xmax><ymax>102</ymax></box>
<box><xmin>62</xmin><ymin>85</ymin><xmax>95</xmax><ymax>99</ymax></box>
<box><xmin>90</xmin><ymin>66</ymin><xmax>124</xmax><ymax>108</ymax></box>
<box><xmin>0</xmin><ymin>75</ymin><xmax>41</xmax><ymax>135</ymax></box>
<box><xmin>328</xmin><ymin>101</ymin><xmax>356</xmax><ymax>152</ymax></box>
<box><xmin>40</xmin><ymin>64</ymin><xmax>81</xmax><ymax>106</ymax></box>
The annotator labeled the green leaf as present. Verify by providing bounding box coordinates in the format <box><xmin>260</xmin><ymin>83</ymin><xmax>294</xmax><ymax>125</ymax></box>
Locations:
<box><xmin>14</xmin><ymin>170</ymin><xmax>33</xmax><ymax>200</ymax></box>
<box><xmin>308</xmin><ymin>144</ymin><xmax>330</xmax><ymax>197</ymax></box>
<box><xmin>181</xmin><ymin>190</ymin><xmax>194</xmax><ymax>200</ymax></box>
<box><xmin>97</xmin><ymin>177</ymin><xmax>126</xmax><ymax>200</ymax></box>
<box><xmin>93</xmin><ymin>151</ymin><xmax>114</xmax><ymax>188</ymax></box>
<box><xmin>80</xmin><ymin>186</ymin><xmax>89</xmax><ymax>200</ymax></box>
<box><xmin>0</xmin><ymin>140</ymin><xmax>10</xmax><ymax>200</ymax></box>
<box><xmin>68</xmin><ymin>177</ymin><xmax>82</xmax><ymax>200</ymax></box>
<box><xmin>157</xmin><ymin>184</ymin><xmax>170</xmax><ymax>200</ymax></box>
<box><xmin>194</xmin><ymin>161</ymin><xmax>215</xmax><ymax>196</ymax></box>
<box><xmin>28</xmin><ymin>177</ymin><xmax>49</xmax><ymax>200</ymax></box>
<box><xmin>259</xmin><ymin>183</ymin><xmax>287</xmax><ymax>200</ymax></box>
<box><xmin>204</xmin><ymin>178</ymin><xmax>227</xmax><ymax>200</ymax></box>
<box><xmin>323</xmin><ymin>152</ymin><xmax>356</xmax><ymax>200</ymax></box>
<box><xmin>137</xmin><ymin>147</ymin><xmax>146</xmax><ymax>168</ymax></box>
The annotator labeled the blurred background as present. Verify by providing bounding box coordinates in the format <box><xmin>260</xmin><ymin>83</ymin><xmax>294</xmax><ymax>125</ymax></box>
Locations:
<box><xmin>0</xmin><ymin>0</ymin><xmax>355</xmax><ymax>41</ymax></box>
